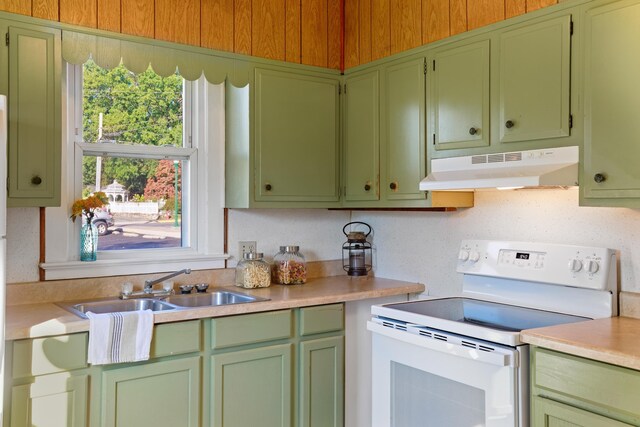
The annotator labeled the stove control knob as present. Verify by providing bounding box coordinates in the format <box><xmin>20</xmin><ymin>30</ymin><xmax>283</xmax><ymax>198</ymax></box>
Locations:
<box><xmin>586</xmin><ymin>260</ymin><xmax>600</xmax><ymax>274</ymax></box>
<box><xmin>569</xmin><ymin>259</ymin><xmax>583</xmax><ymax>272</ymax></box>
<box><xmin>469</xmin><ymin>251</ymin><xmax>480</xmax><ymax>262</ymax></box>
<box><xmin>458</xmin><ymin>250</ymin><xmax>470</xmax><ymax>261</ymax></box>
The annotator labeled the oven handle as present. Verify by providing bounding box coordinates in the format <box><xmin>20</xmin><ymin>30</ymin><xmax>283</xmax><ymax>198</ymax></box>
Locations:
<box><xmin>367</xmin><ymin>321</ymin><xmax>515</xmax><ymax>367</ymax></box>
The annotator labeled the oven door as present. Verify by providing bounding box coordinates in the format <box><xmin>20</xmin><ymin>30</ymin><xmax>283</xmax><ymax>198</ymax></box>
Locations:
<box><xmin>368</xmin><ymin>320</ymin><xmax>523</xmax><ymax>427</ymax></box>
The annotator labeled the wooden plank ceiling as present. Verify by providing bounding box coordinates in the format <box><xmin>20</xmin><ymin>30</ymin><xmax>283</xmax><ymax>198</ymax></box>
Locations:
<box><xmin>0</xmin><ymin>0</ymin><xmax>557</xmax><ymax>70</ymax></box>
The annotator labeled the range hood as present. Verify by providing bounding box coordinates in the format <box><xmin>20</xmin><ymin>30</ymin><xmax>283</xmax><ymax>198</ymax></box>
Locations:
<box><xmin>419</xmin><ymin>146</ymin><xmax>579</xmax><ymax>191</ymax></box>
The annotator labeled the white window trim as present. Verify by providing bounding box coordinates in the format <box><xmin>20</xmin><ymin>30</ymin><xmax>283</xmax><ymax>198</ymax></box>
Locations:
<box><xmin>41</xmin><ymin>64</ymin><xmax>228</xmax><ymax>280</ymax></box>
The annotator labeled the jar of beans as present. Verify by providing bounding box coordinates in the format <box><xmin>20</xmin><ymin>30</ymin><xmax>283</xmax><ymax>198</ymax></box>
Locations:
<box><xmin>235</xmin><ymin>252</ymin><xmax>271</xmax><ymax>288</ymax></box>
<box><xmin>272</xmin><ymin>246</ymin><xmax>307</xmax><ymax>285</ymax></box>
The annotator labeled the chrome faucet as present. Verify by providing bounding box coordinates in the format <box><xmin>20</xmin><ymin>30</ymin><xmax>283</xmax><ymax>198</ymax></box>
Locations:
<box><xmin>120</xmin><ymin>268</ymin><xmax>191</xmax><ymax>300</ymax></box>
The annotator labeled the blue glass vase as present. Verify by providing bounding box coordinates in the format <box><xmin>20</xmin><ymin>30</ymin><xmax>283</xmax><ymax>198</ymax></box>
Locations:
<box><xmin>80</xmin><ymin>223</ymin><xmax>98</xmax><ymax>261</ymax></box>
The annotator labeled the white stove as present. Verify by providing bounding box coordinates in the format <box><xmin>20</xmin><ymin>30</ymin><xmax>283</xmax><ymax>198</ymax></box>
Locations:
<box><xmin>368</xmin><ymin>240</ymin><xmax>617</xmax><ymax>427</ymax></box>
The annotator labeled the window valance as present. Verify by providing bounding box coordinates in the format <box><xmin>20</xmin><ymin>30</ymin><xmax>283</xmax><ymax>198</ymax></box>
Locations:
<box><xmin>61</xmin><ymin>30</ymin><xmax>249</xmax><ymax>87</ymax></box>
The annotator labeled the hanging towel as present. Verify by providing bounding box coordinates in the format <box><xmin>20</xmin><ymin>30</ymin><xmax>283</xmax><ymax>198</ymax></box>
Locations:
<box><xmin>86</xmin><ymin>309</ymin><xmax>154</xmax><ymax>365</ymax></box>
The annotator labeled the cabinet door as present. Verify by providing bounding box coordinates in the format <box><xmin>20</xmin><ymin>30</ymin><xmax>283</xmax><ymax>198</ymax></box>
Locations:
<box><xmin>11</xmin><ymin>373</ymin><xmax>88</xmax><ymax>427</ymax></box>
<box><xmin>432</xmin><ymin>40</ymin><xmax>490</xmax><ymax>151</ymax></box>
<box><xmin>211</xmin><ymin>344</ymin><xmax>293</xmax><ymax>427</ymax></box>
<box><xmin>255</xmin><ymin>68</ymin><xmax>340</xmax><ymax>202</ymax></box>
<box><xmin>7</xmin><ymin>25</ymin><xmax>61</xmax><ymax>207</ymax></box>
<box><xmin>533</xmin><ymin>396</ymin><xmax>633</xmax><ymax>427</ymax></box>
<box><xmin>384</xmin><ymin>57</ymin><xmax>427</xmax><ymax>201</ymax></box>
<box><xmin>582</xmin><ymin>0</ymin><xmax>640</xmax><ymax>202</ymax></box>
<box><xmin>101</xmin><ymin>356</ymin><xmax>200</xmax><ymax>427</ymax></box>
<box><xmin>344</xmin><ymin>71</ymin><xmax>379</xmax><ymax>202</ymax></box>
<box><xmin>299</xmin><ymin>336</ymin><xmax>344</xmax><ymax>427</ymax></box>
<box><xmin>499</xmin><ymin>15</ymin><xmax>571</xmax><ymax>143</ymax></box>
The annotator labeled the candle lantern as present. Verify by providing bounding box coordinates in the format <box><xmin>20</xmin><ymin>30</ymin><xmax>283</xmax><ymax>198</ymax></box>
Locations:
<box><xmin>342</xmin><ymin>221</ymin><xmax>373</xmax><ymax>276</ymax></box>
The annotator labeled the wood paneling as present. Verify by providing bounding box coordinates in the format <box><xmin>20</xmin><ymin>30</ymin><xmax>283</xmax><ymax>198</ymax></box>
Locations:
<box><xmin>359</xmin><ymin>0</ymin><xmax>371</xmax><ymax>63</ymax></box>
<box><xmin>33</xmin><ymin>0</ymin><xmax>59</xmax><ymax>20</ymax></box>
<box><xmin>60</xmin><ymin>0</ymin><xmax>97</xmax><ymax>28</ymax></box>
<box><xmin>234</xmin><ymin>0</ymin><xmax>252</xmax><ymax>54</ymax></box>
<box><xmin>328</xmin><ymin>0</ymin><xmax>341</xmax><ymax>69</ymax></box>
<box><xmin>122</xmin><ymin>0</ymin><xmax>154</xmax><ymax>38</ymax></box>
<box><xmin>423</xmin><ymin>0</ymin><xmax>449</xmax><ymax>44</ymax></box>
<box><xmin>0</xmin><ymin>0</ymin><xmax>31</xmax><ymax>16</ymax></box>
<box><xmin>527</xmin><ymin>0</ymin><xmax>556</xmax><ymax>12</ymax></box>
<box><xmin>450</xmin><ymin>0</ymin><xmax>467</xmax><ymax>35</ymax></box>
<box><xmin>201</xmin><ymin>0</ymin><xmax>234</xmax><ymax>52</ymax></box>
<box><xmin>506</xmin><ymin>0</ymin><xmax>526</xmax><ymax>18</ymax></box>
<box><xmin>285</xmin><ymin>0</ymin><xmax>301</xmax><ymax>62</ymax></box>
<box><xmin>156</xmin><ymin>0</ymin><xmax>200</xmax><ymax>45</ymax></box>
<box><xmin>390</xmin><ymin>0</ymin><xmax>420</xmax><ymax>54</ymax></box>
<box><xmin>97</xmin><ymin>0</ymin><xmax>120</xmax><ymax>32</ymax></box>
<box><xmin>344</xmin><ymin>0</ymin><xmax>360</xmax><ymax>69</ymax></box>
<box><xmin>467</xmin><ymin>0</ymin><xmax>504</xmax><ymax>30</ymax></box>
<box><xmin>253</xmin><ymin>0</ymin><xmax>286</xmax><ymax>60</ymax></box>
<box><xmin>302</xmin><ymin>0</ymin><xmax>328</xmax><ymax>66</ymax></box>
<box><xmin>371</xmin><ymin>0</ymin><xmax>389</xmax><ymax>61</ymax></box>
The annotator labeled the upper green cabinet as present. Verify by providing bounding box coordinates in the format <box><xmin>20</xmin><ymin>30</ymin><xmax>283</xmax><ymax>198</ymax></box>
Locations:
<box><xmin>2</xmin><ymin>22</ymin><xmax>61</xmax><ymax>207</ymax></box>
<box><xmin>581</xmin><ymin>0</ymin><xmax>640</xmax><ymax>207</ymax></box>
<box><xmin>254</xmin><ymin>68</ymin><xmax>340</xmax><ymax>203</ymax></box>
<box><xmin>343</xmin><ymin>70</ymin><xmax>379</xmax><ymax>202</ymax></box>
<box><xmin>431</xmin><ymin>39</ymin><xmax>490</xmax><ymax>151</ymax></box>
<box><xmin>498</xmin><ymin>15</ymin><xmax>571</xmax><ymax>144</ymax></box>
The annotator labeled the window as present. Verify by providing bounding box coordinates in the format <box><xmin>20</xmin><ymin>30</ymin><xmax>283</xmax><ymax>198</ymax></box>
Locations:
<box><xmin>42</xmin><ymin>61</ymin><xmax>227</xmax><ymax>279</ymax></box>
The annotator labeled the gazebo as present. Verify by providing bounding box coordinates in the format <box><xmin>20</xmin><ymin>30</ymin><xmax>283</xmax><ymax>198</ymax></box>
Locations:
<box><xmin>103</xmin><ymin>180</ymin><xmax>129</xmax><ymax>202</ymax></box>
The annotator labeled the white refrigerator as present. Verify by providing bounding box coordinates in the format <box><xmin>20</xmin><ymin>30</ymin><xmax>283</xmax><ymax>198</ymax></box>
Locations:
<box><xmin>0</xmin><ymin>94</ymin><xmax>7</xmax><ymax>423</ymax></box>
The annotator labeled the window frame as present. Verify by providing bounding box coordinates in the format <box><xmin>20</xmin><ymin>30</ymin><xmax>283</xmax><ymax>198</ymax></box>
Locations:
<box><xmin>41</xmin><ymin>63</ymin><xmax>227</xmax><ymax>280</ymax></box>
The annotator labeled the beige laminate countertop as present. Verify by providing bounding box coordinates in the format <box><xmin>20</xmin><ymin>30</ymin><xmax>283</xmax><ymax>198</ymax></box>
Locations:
<box><xmin>6</xmin><ymin>276</ymin><xmax>424</xmax><ymax>341</ymax></box>
<box><xmin>521</xmin><ymin>316</ymin><xmax>640</xmax><ymax>370</ymax></box>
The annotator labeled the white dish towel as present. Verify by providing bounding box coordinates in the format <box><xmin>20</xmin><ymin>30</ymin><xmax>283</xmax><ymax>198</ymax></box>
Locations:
<box><xmin>86</xmin><ymin>310</ymin><xmax>154</xmax><ymax>365</ymax></box>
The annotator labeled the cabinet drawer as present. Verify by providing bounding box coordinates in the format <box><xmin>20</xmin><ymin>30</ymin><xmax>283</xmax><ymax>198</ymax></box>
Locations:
<box><xmin>151</xmin><ymin>320</ymin><xmax>201</xmax><ymax>358</ymax></box>
<box><xmin>12</xmin><ymin>333</ymin><xmax>88</xmax><ymax>379</ymax></box>
<box><xmin>299</xmin><ymin>304</ymin><xmax>344</xmax><ymax>336</ymax></box>
<box><xmin>533</xmin><ymin>348</ymin><xmax>640</xmax><ymax>418</ymax></box>
<box><xmin>211</xmin><ymin>310</ymin><xmax>292</xmax><ymax>349</ymax></box>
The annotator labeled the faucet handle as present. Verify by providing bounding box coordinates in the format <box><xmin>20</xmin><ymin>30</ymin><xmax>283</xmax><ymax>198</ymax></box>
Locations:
<box><xmin>195</xmin><ymin>283</ymin><xmax>209</xmax><ymax>293</ymax></box>
<box><xmin>121</xmin><ymin>282</ymin><xmax>133</xmax><ymax>296</ymax></box>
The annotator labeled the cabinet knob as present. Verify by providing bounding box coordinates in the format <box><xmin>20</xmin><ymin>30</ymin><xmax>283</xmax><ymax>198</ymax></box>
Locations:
<box><xmin>389</xmin><ymin>182</ymin><xmax>398</xmax><ymax>190</ymax></box>
<box><xmin>469</xmin><ymin>127</ymin><xmax>478</xmax><ymax>136</ymax></box>
<box><xmin>505</xmin><ymin>120</ymin><xmax>515</xmax><ymax>129</ymax></box>
<box><xmin>265</xmin><ymin>183</ymin><xmax>272</xmax><ymax>191</ymax></box>
<box><xmin>593</xmin><ymin>173</ymin><xmax>606</xmax><ymax>183</ymax></box>
<box><xmin>364</xmin><ymin>184</ymin><xmax>371</xmax><ymax>192</ymax></box>
<box><xmin>31</xmin><ymin>176</ymin><xmax>42</xmax><ymax>185</ymax></box>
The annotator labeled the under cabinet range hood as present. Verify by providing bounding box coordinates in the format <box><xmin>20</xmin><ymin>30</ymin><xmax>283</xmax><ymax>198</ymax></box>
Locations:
<box><xmin>420</xmin><ymin>146</ymin><xmax>579</xmax><ymax>191</ymax></box>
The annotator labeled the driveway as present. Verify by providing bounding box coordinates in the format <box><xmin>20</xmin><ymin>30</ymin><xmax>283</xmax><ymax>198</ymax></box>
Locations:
<box><xmin>98</xmin><ymin>216</ymin><xmax>182</xmax><ymax>250</ymax></box>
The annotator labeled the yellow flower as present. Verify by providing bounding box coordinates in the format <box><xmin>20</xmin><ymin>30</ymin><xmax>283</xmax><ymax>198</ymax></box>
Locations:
<box><xmin>70</xmin><ymin>192</ymin><xmax>109</xmax><ymax>222</ymax></box>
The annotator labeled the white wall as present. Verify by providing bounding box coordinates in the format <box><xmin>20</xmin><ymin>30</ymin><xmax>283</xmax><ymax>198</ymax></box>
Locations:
<box><xmin>7</xmin><ymin>189</ymin><xmax>640</xmax><ymax>294</ymax></box>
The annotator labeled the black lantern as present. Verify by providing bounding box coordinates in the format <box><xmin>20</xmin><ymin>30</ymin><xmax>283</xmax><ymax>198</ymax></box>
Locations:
<box><xmin>342</xmin><ymin>222</ymin><xmax>373</xmax><ymax>276</ymax></box>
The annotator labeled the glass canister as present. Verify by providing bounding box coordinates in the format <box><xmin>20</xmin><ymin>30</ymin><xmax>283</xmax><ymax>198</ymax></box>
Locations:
<box><xmin>235</xmin><ymin>252</ymin><xmax>271</xmax><ymax>288</ymax></box>
<box><xmin>272</xmin><ymin>246</ymin><xmax>307</xmax><ymax>285</ymax></box>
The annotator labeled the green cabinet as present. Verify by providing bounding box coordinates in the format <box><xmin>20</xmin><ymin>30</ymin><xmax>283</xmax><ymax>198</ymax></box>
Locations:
<box><xmin>101</xmin><ymin>356</ymin><xmax>201</xmax><ymax>427</ymax></box>
<box><xmin>431</xmin><ymin>39</ymin><xmax>490</xmax><ymax>151</ymax></box>
<box><xmin>581</xmin><ymin>0</ymin><xmax>640</xmax><ymax>207</ymax></box>
<box><xmin>343</xmin><ymin>70</ymin><xmax>379</xmax><ymax>202</ymax></box>
<box><xmin>254</xmin><ymin>68</ymin><xmax>340</xmax><ymax>203</ymax></box>
<box><xmin>531</xmin><ymin>346</ymin><xmax>640</xmax><ymax>426</ymax></box>
<box><xmin>1</xmin><ymin>21</ymin><xmax>61</xmax><ymax>207</ymax></box>
<box><xmin>498</xmin><ymin>15</ymin><xmax>571</xmax><ymax>144</ymax></box>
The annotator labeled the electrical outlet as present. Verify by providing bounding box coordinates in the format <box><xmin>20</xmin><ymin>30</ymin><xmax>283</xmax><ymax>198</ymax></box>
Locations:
<box><xmin>239</xmin><ymin>241</ymin><xmax>257</xmax><ymax>257</ymax></box>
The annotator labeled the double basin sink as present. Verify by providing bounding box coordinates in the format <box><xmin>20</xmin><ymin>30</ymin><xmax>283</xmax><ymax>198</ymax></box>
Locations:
<box><xmin>60</xmin><ymin>290</ymin><xmax>269</xmax><ymax>319</ymax></box>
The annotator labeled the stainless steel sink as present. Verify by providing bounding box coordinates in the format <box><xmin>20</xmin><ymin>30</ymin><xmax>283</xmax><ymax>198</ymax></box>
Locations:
<box><xmin>166</xmin><ymin>290</ymin><xmax>269</xmax><ymax>308</ymax></box>
<box><xmin>60</xmin><ymin>298</ymin><xmax>177</xmax><ymax>318</ymax></box>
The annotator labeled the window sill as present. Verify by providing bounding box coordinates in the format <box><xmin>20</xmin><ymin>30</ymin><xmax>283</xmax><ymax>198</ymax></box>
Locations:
<box><xmin>40</xmin><ymin>254</ymin><xmax>229</xmax><ymax>280</ymax></box>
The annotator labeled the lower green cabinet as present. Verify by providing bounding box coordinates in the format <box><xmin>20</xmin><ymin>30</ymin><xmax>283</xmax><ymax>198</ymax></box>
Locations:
<box><xmin>10</xmin><ymin>373</ymin><xmax>88</xmax><ymax>427</ymax></box>
<box><xmin>533</xmin><ymin>396</ymin><xmax>633</xmax><ymax>427</ymax></box>
<box><xmin>101</xmin><ymin>356</ymin><xmax>201</xmax><ymax>427</ymax></box>
<box><xmin>211</xmin><ymin>344</ymin><xmax>293</xmax><ymax>427</ymax></box>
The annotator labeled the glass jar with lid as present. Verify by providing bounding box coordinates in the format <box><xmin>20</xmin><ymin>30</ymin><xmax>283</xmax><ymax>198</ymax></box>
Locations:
<box><xmin>235</xmin><ymin>252</ymin><xmax>271</xmax><ymax>288</ymax></box>
<box><xmin>272</xmin><ymin>246</ymin><xmax>307</xmax><ymax>285</ymax></box>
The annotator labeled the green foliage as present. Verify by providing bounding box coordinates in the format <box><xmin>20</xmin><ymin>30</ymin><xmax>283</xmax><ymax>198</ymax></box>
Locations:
<box><xmin>81</xmin><ymin>60</ymin><xmax>183</xmax><ymax>197</ymax></box>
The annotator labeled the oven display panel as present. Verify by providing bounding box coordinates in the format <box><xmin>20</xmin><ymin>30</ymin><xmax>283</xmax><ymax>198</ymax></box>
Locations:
<box><xmin>499</xmin><ymin>249</ymin><xmax>546</xmax><ymax>269</ymax></box>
